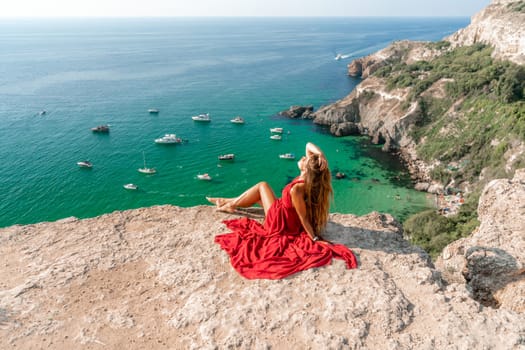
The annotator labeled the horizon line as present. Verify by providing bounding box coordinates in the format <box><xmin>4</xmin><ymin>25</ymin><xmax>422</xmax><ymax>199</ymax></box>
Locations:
<box><xmin>0</xmin><ymin>15</ymin><xmax>471</xmax><ymax>19</ymax></box>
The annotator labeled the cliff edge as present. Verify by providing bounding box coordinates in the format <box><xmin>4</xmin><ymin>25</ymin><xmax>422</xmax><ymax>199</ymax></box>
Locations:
<box><xmin>1</xmin><ymin>175</ymin><xmax>524</xmax><ymax>349</ymax></box>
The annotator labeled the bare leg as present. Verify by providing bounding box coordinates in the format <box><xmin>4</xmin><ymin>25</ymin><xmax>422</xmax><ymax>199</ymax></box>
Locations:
<box><xmin>206</xmin><ymin>197</ymin><xmax>235</xmax><ymax>207</ymax></box>
<box><xmin>209</xmin><ymin>182</ymin><xmax>277</xmax><ymax>214</ymax></box>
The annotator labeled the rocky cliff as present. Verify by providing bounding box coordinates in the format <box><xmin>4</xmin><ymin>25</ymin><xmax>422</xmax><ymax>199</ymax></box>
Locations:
<box><xmin>312</xmin><ymin>0</ymin><xmax>525</xmax><ymax>192</ymax></box>
<box><xmin>314</xmin><ymin>40</ymin><xmax>451</xmax><ymax>188</ymax></box>
<box><xmin>347</xmin><ymin>40</ymin><xmax>443</xmax><ymax>79</ymax></box>
<box><xmin>1</xmin><ymin>184</ymin><xmax>524</xmax><ymax>349</ymax></box>
<box><xmin>447</xmin><ymin>0</ymin><xmax>525</xmax><ymax>65</ymax></box>
<box><xmin>436</xmin><ymin>169</ymin><xmax>525</xmax><ymax>312</ymax></box>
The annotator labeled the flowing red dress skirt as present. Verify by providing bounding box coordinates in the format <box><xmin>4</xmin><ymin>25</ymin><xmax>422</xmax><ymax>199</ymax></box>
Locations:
<box><xmin>215</xmin><ymin>178</ymin><xmax>358</xmax><ymax>279</ymax></box>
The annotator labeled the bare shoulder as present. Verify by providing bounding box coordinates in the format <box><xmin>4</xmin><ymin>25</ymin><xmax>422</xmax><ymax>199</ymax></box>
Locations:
<box><xmin>290</xmin><ymin>182</ymin><xmax>305</xmax><ymax>197</ymax></box>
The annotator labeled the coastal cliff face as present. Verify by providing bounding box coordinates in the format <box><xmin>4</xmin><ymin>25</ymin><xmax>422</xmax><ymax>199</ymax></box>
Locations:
<box><xmin>447</xmin><ymin>0</ymin><xmax>525</xmax><ymax>65</ymax></box>
<box><xmin>1</xmin><ymin>198</ymin><xmax>524</xmax><ymax>349</ymax></box>
<box><xmin>347</xmin><ymin>40</ymin><xmax>443</xmax><ymax>79</ymax></box>
<box><xmin>314</xmin><ymin>59</ymin><xmax>435</xmax><ymax>185</ymax></box>
<box><xmin>314</xmin><ymin>40</ymin><xmax>450</xmax><ymax>186</ymax></box>
<box><xmin>313</xmin><ymin>0</ymin><xmax>525</xmax><ymax>191</ymax></box>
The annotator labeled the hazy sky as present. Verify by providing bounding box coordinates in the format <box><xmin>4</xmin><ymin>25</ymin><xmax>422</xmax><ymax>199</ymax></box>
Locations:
<box><xmin>1</xmin><ymin>0</ymin><xmax>492</xmax><ymax>18</ymax></box>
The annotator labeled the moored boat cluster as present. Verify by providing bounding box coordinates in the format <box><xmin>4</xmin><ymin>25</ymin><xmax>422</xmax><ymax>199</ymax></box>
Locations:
<box><xmin>78</xmin><ymin>110</ymin><xmax>295</xmax><ymax>189</ymax></box>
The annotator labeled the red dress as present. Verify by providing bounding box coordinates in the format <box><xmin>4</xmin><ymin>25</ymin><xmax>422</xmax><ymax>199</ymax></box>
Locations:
<box><xmin>214</xmin><ymin>178</ymin><xmax>358</xmax><ymax>279</ymax></box>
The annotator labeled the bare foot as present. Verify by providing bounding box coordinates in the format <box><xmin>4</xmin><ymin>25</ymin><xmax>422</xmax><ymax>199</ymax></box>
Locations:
<box><xmin>217</xmin><ymin>201</ymin><xmax>237</xmax><ymax>213</ymax></box>
<box><xmin>206</xmin><ymin>197</ymin><xmax>236</xmax><ymax>212</ymax></box>
<box><xmin>206</xmin><ymin>197</ymin><xmax>228</xmax><ymax>205</ymax></box>
<box><xmin>206</xmin><ymin>197</ymin><xmax>219</xmax><ymax>205</ymax></box>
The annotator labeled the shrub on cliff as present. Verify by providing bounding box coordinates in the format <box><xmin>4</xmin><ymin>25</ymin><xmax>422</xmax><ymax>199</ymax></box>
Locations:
<box><xmin>403</xmin><ymin>191</ymin><xmax>480</xmax><ymax>260</ymax></box>
<box><xmin>496</xmin><ymin>64</ymin><xmax>525</xmax><ymax>103</ymax></box>
<box><xmin>426</xmin><ymin>40</ymin><xmax>451</xmax><ymax>50</ymax></box>
<box><xmin>403</xmin><ymin>210</ymin><xmax>453</xmax><ymax>258</ymax></box>
<box><xmin>508</xmin><ymin>0</ymin><xmax>525</xmax><ymax>12</ymax></box>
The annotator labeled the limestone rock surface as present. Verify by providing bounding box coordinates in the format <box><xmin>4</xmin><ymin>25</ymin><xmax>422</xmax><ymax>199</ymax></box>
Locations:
<box><xmin>436</xmin><ymin>169</ymin><xmax>525</xmax><ymax>312</ymax></box>
<box><xmin>447</xmin><ymin>0</ymin><xmax>525</xmax><ymax>65</ymax></box>
<box><xmin>313</xmin><ymin>75</ymin><xmax>432</xmax><ymax>182</ymax></box>
<box><xmin>1</xmin><ymin>206</ymin><xmax>524</xmax><ymax>349</ymax></box>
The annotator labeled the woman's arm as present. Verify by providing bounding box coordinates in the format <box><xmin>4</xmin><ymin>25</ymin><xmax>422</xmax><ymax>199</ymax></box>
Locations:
<box><xmin>305</xmin><ymin>142</ymin><xmax>327</xmax><ymax>171</ymax></box>
<box><xmin>290</xmin><ymin>183</ymin><xmax>318</xmax><ymax>241</ymax></box>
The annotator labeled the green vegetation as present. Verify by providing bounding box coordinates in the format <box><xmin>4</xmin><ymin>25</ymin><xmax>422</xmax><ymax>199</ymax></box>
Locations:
<box><xmin>426</xmin><ymin>40</ymin><xmax>451</xmax><ymax>51</ymax></box>
<box><xmin>371</xmin><ymin>43</ymin><xmax>525</xmax><ymax>259</ymax></box>
<box><xmin>360</xmin><ymin>90</ymin><xmax>377</xmax><ymax>102</ymax></box>
<box><xmin>383</xmin><ymin>44</ymin><xmax>525</xmax><ymax>104</ymax></box>
<box><xmin>417</xmin><ymin>99</ymin><xmax>524</xmax><ymax>181</ymax></box>
<box><xmin>508</xmin><ymin>0</ymin><xmax>525</xmax><ymax>12</ymax></box>
<box><xmin>403</xmin><ymin>191</ymin><xmax>480</xmax><ymax>260</ymax></box>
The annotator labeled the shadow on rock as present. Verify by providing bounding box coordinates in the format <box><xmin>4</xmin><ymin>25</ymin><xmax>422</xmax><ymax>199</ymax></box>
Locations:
<box><xmin>464</xmin><ymin>246</ymin><xmax>523</xmax><ymax>308</ymax></box>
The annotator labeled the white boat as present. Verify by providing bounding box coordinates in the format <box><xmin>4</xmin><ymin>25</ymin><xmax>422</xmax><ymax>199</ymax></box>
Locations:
<box><xmin>270</xmin><ymin>134</ymin><xmax>282</xmax><ymax>140</ymax></box>
<box><xmin>279</xmin><ymin>153</ymin><xmax>295</xmax><ymax>160</ymax></box>
<box><xmin>138</xmin><ymin>168</ymin><xmax>156</xmax><ymax>174</ymax></box>
<box><xmin>148</xmin><ymin>108</ymin><xmax>159</xmax><ymax>114</ymax></box>
<box><xmin>218</xmin><ymin>153</ymin><xmax>235</xmax><ymax>160</ymax></box>
<box><xmin>270</xmin><ymin>127</ymin><xmax>283</xmax><ymax>133</ymax></box>
<box><xmin>197</xmin><ymin>173</ymin><xmax>212</xmax><ymax>181</ymax></box>
<box><xmin>192</xmin><ymin>113</ymin><xmax>211</xmax><ymax>122</ymax></box>
<box><xmin>334</xmin><ymin>53</ymin><xmax>343</xmax><ymax>61</ymax></box>
<box><xmin>123</xmin><ymin>183</ymin><xmax>138</xmax><ymax>190</ymax></box>
<box><xmin>77</xmin><ymin>160</ymin><xmax>93</xmax><ymax>168</ymax></box>
<box><xmin>230</xmin><ymin>116</ymin><xmax>245</xmax><ymax>124</ymax></box>
<box><xmin>138</xmin><ymin>151</ymin><xmax>156</xmax><ymax>174</ymax></box>
<box><xmin>154</xmin><ymin>134</ymin><xmax>182</xmax><ymax>144</ymax></box>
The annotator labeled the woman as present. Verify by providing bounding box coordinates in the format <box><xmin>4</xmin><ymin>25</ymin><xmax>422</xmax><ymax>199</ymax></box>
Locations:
<box><xmin>208</xmin><ymin>142</ymin><xmax>358</xmax><ymax>279</ymax></box>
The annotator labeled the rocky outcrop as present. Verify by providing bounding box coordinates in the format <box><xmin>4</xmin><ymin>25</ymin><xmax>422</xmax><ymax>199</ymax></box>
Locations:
<box><xmin>1</xmin><ymin>205</ymin><xmax>524</xmax><ymax>349</ymax></box>
<box><xmin>447</xmin><ymin>0</ymin><xmax>525</xmax><ymax>65</ymax></box>
<box><xmin>313</xmin><ymin>76</ymin><xmax>434</xmax><ymax>183</ymax></box>
<box><xmin>330</xmin><ymin>121</ymin><xmax>359</xmax><ymax>136</ymax></box>
<box><xmin>279</xmin><ymin>105</ymin><xmax>314</xmax><ymax>119</ymax></box>
<box><xmin>347</xmin><ymin>0</ymin><xmax>525</xmax><ymax>78</ymax></box>
<box><xmin>318</xmin><ymin>41</ymin><xmax>446</xmax><ymax>152</ymax></box>
<box><xmin>347</xmin><ymin>40</ymin><xmax>443</xmax><ymax>78</ymax></box>
<box><xmin>435</xmin><ymin>169</ymin><xmax>525</xmax><ymax>312</ymax></box>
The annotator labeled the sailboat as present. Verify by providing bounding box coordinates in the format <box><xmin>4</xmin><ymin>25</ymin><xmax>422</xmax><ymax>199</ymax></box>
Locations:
<box><xmin>138</xmin><ymin>151</ymin><xmax>157</xmax><ymax>174</ymax></box>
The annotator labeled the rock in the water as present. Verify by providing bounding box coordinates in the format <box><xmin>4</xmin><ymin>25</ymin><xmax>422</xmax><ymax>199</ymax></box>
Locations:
<box><xmin>279</xmin><ymin>105</ymin><xmax>314</xmax><ymax>119</ymax></box>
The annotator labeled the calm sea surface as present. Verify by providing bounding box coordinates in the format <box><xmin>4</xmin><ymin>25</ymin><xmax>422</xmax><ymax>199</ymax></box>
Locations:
<box><xmin>0</xmin><ymin>17</ymin><xmax>468</xmax><ymax>228</ymax></box>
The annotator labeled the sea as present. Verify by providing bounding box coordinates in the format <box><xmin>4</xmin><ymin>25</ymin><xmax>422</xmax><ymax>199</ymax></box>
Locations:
<box><xmin>0</xmin><ymin>17</ymin><xmax>469</xmax><ymax>228</ymax></box>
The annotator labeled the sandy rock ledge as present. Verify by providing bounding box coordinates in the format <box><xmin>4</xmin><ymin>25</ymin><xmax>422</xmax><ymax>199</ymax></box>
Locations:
<box><xmin>1</xmin><ymin>206</ymin><xmax>524</xmax><ymax>349</ymax></box>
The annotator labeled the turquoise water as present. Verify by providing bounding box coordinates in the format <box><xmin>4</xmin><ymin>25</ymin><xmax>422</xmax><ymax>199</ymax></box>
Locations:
<box><xmin>0</xmin><ymin>17</ymin><xmax>468</xmax><ymax>228</ymax></box>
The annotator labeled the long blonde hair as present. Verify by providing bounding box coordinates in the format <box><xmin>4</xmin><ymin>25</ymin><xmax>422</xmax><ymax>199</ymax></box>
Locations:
<box><xmin>303</xmin><ymin>154</ymin><xmax>333</xmax><ymax>235</ymax></box>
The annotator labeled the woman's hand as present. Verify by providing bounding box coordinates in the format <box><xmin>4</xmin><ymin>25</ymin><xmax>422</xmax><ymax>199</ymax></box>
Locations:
<box><xmin>306</xmin><ymin>142</ymin><xmax>328</xmax><ymax>170</ymax></box>
<box><xmin>317</xmin><ymin>155</ymin><xmax>327</xmax><ymax>171</ymax></box>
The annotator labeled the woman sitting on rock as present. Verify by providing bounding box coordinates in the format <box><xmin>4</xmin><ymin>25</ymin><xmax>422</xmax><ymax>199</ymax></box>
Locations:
<box><xmin>207</xmin><ymin>142</ymin><xmax>358</xmax><ymax>279</ymax></box>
